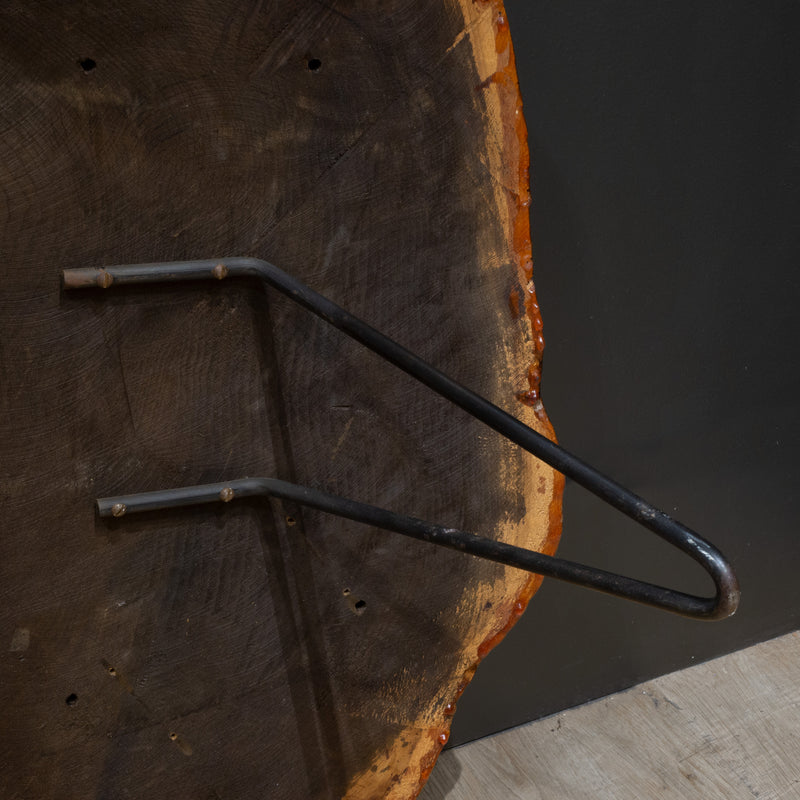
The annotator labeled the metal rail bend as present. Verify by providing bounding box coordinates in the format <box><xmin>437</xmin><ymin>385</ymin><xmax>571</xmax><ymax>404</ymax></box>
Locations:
<box><xmin>64</xmin><ymin>258</ymin><xmax>740</xmax><ymax>620</ymax></box>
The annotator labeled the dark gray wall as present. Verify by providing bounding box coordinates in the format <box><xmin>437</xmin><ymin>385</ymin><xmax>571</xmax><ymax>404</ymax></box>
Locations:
<box><xmin>450</xmin><ymin>0</ymin><xmax>800</xmax><ymax>746</ymax></box>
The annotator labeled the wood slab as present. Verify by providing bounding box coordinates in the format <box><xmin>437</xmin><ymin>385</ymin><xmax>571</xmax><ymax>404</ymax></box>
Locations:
<box><xmin>0</xmin><ymin>2</ymin><xmax>562</xmax><ymax>798</ymax></box>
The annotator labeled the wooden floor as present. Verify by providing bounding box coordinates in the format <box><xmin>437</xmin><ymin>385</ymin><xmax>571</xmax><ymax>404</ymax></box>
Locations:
<box><xmin>420</xmin><ymin>631</ymin><xmax>800</xmax><ymax>799</ymax></box>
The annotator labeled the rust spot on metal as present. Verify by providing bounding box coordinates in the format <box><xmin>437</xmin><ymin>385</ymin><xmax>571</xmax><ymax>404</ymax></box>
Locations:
<box><xmin>110</xmin><ymin>502</ymin><xmax>126</xmax><ymax>517</ymax></box>
<box><xmin>212</xmin><ymin>263</ymin><xmax>228</xmax><ymax>280</ymax></box>
<box><xmin>97</xmin><ymin>270</ymin><xmax>114</xmax><ymax>289</ymax></box>
<box><xmin>219</xmin><ymin>486</ymin><xmax>235</xmax><ymax>502</ymax></box>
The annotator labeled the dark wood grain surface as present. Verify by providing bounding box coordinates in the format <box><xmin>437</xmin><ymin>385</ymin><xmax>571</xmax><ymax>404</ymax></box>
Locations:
<box><xmin>0</xmin><ymin>2</ymin><xmax>561</xmax><ymax>798</ymax></box>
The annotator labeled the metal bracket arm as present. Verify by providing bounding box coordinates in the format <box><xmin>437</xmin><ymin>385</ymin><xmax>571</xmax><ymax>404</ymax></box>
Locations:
<box><xmin>64</xmin><ymin>258</ymin><xmax>740</xmax><ymax>621</ymax></box>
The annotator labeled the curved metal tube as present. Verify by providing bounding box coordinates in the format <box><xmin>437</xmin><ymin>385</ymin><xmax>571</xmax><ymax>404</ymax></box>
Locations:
<box><xmin>65</xmin><ymin>258</ymin><xmax>740</xmax><ymax>620</ymax></box>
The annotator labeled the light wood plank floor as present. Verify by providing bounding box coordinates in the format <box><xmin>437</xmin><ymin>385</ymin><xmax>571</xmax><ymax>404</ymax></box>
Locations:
<box><xmin>420</xmin><ymin>631</ymin><xmax>800</xmax><ymax>799</ymax></box>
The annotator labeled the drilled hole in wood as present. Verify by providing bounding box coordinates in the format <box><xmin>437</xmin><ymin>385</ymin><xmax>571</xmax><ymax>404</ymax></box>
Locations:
<box><xmin>65</xmin><ymin>693</ymin><xmax>78</xmax><ymax>706</ymax></box>
<box><xmin>285</xmin><ymin>516</ymin><xmax>296</xmax><ymax>526</ymax></box>
<box><xmin>107</xmin><ymin>665</ymin><xmax>117</xmax><ymax>676</ymax></box>
<box><xmin>342</xmin><ymin>588</ymin><xmax>351</xmax><ymax>596</ymax></box>
<box><xmin>78</xmin><ymin>58</ymin><xmax>96</xmax><ymax>72</ymax></box>
<box><xmin>354</xmin><ymin>599</ymin><xmax>367</xmax><ymax>613</ymax></box>
<box><xmin>169</xmin><ymin>732</ymin><xmax>178</xmax><ymax>741</ymax></box>
<box><xmin>307</xmin><ymin>57</ymin><xmax>322</xmax><ymax>72</ymax></box>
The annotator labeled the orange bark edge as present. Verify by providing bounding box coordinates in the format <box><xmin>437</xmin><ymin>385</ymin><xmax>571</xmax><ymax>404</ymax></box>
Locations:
<box><xmin>409</xmin><ymin>2</ymin><xmax>565</xmax><ymax>796</ymax></box>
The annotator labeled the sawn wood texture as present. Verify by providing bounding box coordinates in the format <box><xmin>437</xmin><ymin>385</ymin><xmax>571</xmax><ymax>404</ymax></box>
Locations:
<box><xmin>0</xmin><ymin>2</ymin><xmax>561</xmax><ymax>798</ymax></box>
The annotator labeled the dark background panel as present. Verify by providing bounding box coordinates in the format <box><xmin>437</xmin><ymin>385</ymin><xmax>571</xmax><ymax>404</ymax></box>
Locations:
<box><xmin>450</xmin><ymin>0</ymin><xmax>800</xmax><ymax>745</ymax></box>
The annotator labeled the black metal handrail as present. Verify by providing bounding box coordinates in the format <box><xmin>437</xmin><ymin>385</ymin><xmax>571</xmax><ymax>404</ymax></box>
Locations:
<box><xmin>64</xmin><ymin>258</ymin><xmax>740</xmax><ymax>620</ymax></box>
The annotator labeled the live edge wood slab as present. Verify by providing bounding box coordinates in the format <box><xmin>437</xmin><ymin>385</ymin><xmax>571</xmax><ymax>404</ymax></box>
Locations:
<box><xmin>0</xmin><ymin>2</ymin><xmax>562</xmax><ymax>798</ymax></box>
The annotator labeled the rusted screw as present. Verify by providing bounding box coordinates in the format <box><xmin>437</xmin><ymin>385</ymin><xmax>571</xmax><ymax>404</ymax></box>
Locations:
<box><xmin>111</xmin><ymin>502</ymin><xmax>126</xmax><ymax>517</ymax></box>
<box><xmin>97</xmin><ymin>270</ymin><xmax>114</xmax><ymax>289</ymax></box>
<box><xmin>212</xmin><ymin>263</ymin><xmax>228</xmax><ymax>280</ymax></box>
<box><xmin>219</xmin><ymin>487</ymin><xmax>235</xmax><ymax>503</ymax></box>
